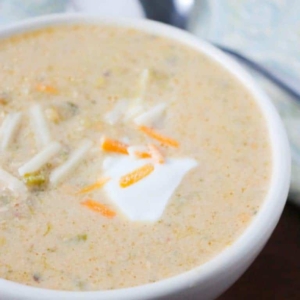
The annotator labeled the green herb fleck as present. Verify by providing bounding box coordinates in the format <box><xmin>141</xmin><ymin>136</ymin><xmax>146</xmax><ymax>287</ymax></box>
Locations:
<box><xmin>46</xmin><ymin>247</ymin><xmax>56</xmax><ymax>253</ymax></box>
<box><xmin>67</xmin><ymin>102</ymin><xmax>79</xmax><ymax>115</ymax></box>
<box><xmin>43</xmin><ymin>223</ymin><xmax>52</xmax><ymax>236</ymax></box>
<box><xmin>64</xmin><ymin>233</ymin><xmax>88</xmax><ymax>244</ymax></box>
<box><xmin>76</xmin><ymin>234</ymin><xmax>88</xmax><ymax>242</ymax></box>
<box><xmin>23</xmin><ymin>173</ymin><xmax>46</xmax><ymax>187</ymax></box>
<box><xmin>76</xmin><ymin>280</ymin><xmax>86</xmax><ymax>290</ymax></box>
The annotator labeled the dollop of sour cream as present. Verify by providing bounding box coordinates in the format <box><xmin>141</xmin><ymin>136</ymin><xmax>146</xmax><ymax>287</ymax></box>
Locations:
<box><xmin>103</xmin><ymin>156</ymin><xmax>198</xmax><ymax>222</ymax></box>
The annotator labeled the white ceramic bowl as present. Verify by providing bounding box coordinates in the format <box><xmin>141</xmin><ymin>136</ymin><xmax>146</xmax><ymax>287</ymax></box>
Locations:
<box><xmin>0</xmin><ymin>14</ymin><xmax>290</xmax><ymax>300</ymax></box>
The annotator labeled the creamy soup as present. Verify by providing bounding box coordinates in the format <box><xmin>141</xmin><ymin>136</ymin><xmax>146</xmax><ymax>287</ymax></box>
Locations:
<box><xmin>0</xmin><ymin>25</ymin><xmax>271</xmax><ymax>291</ymax></box>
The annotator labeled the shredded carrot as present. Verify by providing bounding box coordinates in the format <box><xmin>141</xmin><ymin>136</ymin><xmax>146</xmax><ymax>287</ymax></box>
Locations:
<box><xmin>135</xmin><ymin>151</ymin><xmax>151</xmax><ymax>159</ymax></box>
<box><xmin>78</xmin><ymin>177</ymin><xmax>110</xmax><ymax>194</ymax></box>
<box><xmin>139</xmin><ymin>126</ymin><xmax>179</xmax><ymax>148</ymax></box>
<box><xmin>101</xmin><ymin>137</ymin><xmax>128</xmax><ymax>154</ymax></box>
<box><xmin>120</xmin><ymin>163</ymin><xmax>154</xmax><ymax>188</ymax></box>
<box><xmin>81</xmin><ymin>199</ymin><xmax>116</xmax><ymax>218</ymax></box>
<box><xmin>148</xmin><ymin>144</ymin><xmax>164</xmax><ymax>164</ymax></box>
<box><xmin>35</xmin><ymin>83</ymin><xmax>58</xmax><ymax>94</ymax></box>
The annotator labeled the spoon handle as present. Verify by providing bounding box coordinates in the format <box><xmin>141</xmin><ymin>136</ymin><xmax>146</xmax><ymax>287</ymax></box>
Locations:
<box><xmin>139</xmin><ymin>0</ymin><xmax>186</xmax><ymax>29</ymax></box>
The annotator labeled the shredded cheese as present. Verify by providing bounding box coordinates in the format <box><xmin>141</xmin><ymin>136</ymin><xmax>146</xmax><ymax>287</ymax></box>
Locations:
<box><xmin>139</xmin><ymin>126</ymin><xmax>179</xmax><ymax>148</ymax></box>
<box><xmin>134</xmin><ymin>103</ymin><xmax>166</xmax><ymax>126</ymax></box>
<box><xmin>0</xmin><ymin>112</ymin><xmax>22</xmax><ymax>151</ymax></box>
<box><xmin>119</xmin><ymin>163</ymin><xmax>154</xmax><ymax>188</ymax></box>
<box><xmin>101</xmin><ymin>137</ymin><xmax>128</xmax><ymax>155</ymax></box>
<box><xmin>0</xmin><ymin>168</ymin><xmax>27</xmax><ymax>194</ymax></box>
<box><xmin>78</xmin><ymin>177</ymin><xmax>110</xmax><ymax>194</ymax></box>
<box><xmin>50</xmin><ymin>140</ymin><xmax>92</xmax><ymax>185</ymax></box>
<box><xmin>124</xmin><ymin>105</ymin><xmax>144</xmax><ymax>121</ymax></box>
<box><xmin>81</xmin><ymin>199</ymin><xmax>116</xmax><ymax>218</ymax></box>
<box><xmin>127</xmin><ymin>145</ymin><xmax>150</xmax><ymax>160</ymax></box>
<box><xmin>148</xmin><ymin>144</ymin><xmax>164</xmax><ymax>164</ymax></box>
<box><xmin>30</xmin><ymin>105</ymin><xmax>51</xmax><ymax>147</ymax></box>
<box><xmin>136</xmin><ymin>69</ymin><xmax>149</xmax><ymax>101</ymax></box>
<box><xmin>18</xmin><ymin>141</ymin><xmax>61</xmax><ymax>176</ymax></box>
<box><xmin>104</xmin><ymin>99</ymin><xmax>128</xmax><ymax>125</ymax></box>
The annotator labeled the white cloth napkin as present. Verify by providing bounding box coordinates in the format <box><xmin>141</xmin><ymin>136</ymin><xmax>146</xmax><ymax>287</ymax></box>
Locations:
<box><xmin>0</xmin><ymin>0</ymin><xmax>144</xmax><ymax>23</ymax></box>
<box><xmin>66</xmin><ymin>0</ymin><xmax>144</xmax><ymax>18</ymax></box>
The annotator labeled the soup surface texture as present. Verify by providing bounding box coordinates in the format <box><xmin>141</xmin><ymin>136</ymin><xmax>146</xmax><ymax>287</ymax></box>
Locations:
<box><xmin>0</xmin><ymin>24</ymin><xmax>271</xmax><ymax>291</ymax></box>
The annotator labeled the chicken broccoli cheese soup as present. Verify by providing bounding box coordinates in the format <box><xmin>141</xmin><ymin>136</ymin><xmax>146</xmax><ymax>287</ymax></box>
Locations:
<box><xmin>0</xmin><ymin>24</ymin><xmax>271</xmax><ymax>291</ymax></box>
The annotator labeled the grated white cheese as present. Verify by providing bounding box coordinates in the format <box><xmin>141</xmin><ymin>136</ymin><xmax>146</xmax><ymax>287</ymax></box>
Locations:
<box><xmin>134</xmin><ymin>103</ymin><xmax>167</xmax><ymax>126</ymax></box>
<box><xmin>132</xmin><ymin>68</ymin><xmax>150</xmax><ymax>106</ymax></box>
<box><xmin>0</xmin><ymin>168</ymin><xmax>27</xmax><ymax>194</ymax></box>
<box><xmin>18</xmin><ymin>141</ymin><xmax>61</xmax><ymax>176</ymax></box>
<box><xmin>138</xmin><ymin>68</ymin><xmax>149</xmax><ymax>100</ymax></box>
<box><xmin>30</xmin><ymin>105</ymin><xmax>51</xmax><ymax>147</ymax></box>
<box><xmin>104</xmin><ymin>99</ymin><xmax>128</xmax><ymax>125</ymax></box>
<box><xmin>124</xmin><ymin>104</ymin><xmax>144</xmax><ymax>121</ymax></box>
<box><xmin>0</xmin><ymin>112</ymin><xmax>22</xmax><ymax>151</ymax></box>
<box><xmin>50</xmin><ymin>140</ymin><xmax>92</xmax><ymax>185</ymax></box>
<box><xmin>124</xmin><ymin>69</ymin><xmax>150</xmax><ymax>121</ymax></box>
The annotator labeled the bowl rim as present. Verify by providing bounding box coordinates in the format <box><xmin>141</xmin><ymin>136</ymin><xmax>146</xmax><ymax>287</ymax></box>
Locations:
<box><xmin>0</xmin><ymin>13</ymin><xmax>291</xmax><ymax>300</ymax></box>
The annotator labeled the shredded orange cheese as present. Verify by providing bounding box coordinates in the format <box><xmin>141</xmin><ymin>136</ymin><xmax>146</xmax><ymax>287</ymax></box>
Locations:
<box><xmin>78</xmin><ymin>177</ymin><xmax>110</xmax><ymax>194</ymax></box>
<box><xmin>135</xmin><ymin>151</ymin><xmax>151</xmax><ymax>159</ymax></box>
<box><xmin>120</xmin><ymin>163</ymin><xmax>154</xmax><ymax>188</ymax></box>
<box><xmin>148</xmin><ymin>144</ymin><xmax>164</xmax><ymax>164</ymax></box>
<box><xmin>35</xmin><ymin>84</ymin><xmax>58</xmax><ymax>94</ymax></box>
<box><xmin>139</xmin><ymin>126</ymin><xmax>179</xmax><ymax>148</ymax></box>
<box><xmin>81</xmin><ymin>199</ymin><xmax>116</xmax><ymax>218</ymax></box>
<box><xmin>101</xmin><ymin>137</ymin><xmax>128</xmax><ymax>154</ymax></box>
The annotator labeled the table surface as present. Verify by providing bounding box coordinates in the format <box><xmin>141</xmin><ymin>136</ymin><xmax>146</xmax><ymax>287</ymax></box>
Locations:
<box><xmin>219</xmin><ymin>203</ymin><xmax>300</xmax><ymax>300</ymax></box>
